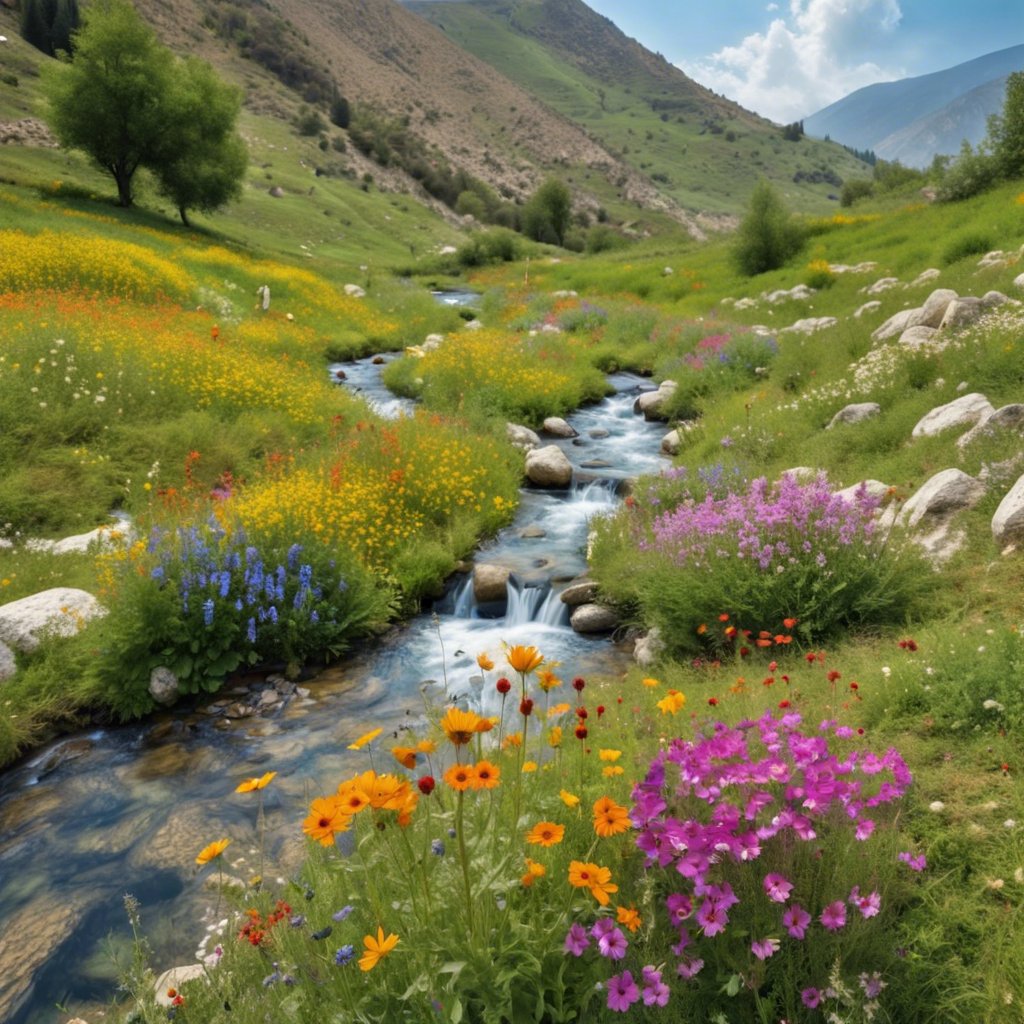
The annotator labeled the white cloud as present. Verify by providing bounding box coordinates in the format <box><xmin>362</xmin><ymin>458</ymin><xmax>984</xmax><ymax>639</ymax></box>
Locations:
<box><xmin>766</xmin><ymin>3</ymin><xmax>779</xmax><ymax>10</ymax></box>
<box><xmin>681</xmin><ymin>0</ymin><xmax>904</xmax><ymax>122</ymax></box>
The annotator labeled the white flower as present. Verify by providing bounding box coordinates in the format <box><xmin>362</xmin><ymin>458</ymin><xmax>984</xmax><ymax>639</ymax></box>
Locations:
<box><xmin>928</xmin><ymin>801</ymin><xmax>945</xmax><ymax>813</ymax></box>
<box><xmin>983</xmin><ymin>699</ymin><xmax>1005</xmax><ymax>712</ymax></box>
<box><xmin>1004</xmin><ymin>820</ymin><xmax>1017</xmax><ymax>829</ymax></box>
<box><xmin>881</xmin><ymin>666</ymin><xmax>891</xmax><ymax>677</ymax></box>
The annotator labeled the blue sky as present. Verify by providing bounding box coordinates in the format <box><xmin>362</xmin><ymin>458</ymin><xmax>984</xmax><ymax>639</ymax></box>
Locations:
<box><xmin>585</xmin><ymin>0</ymin><xmax>1022</xmax><ymax>122</ymax></box>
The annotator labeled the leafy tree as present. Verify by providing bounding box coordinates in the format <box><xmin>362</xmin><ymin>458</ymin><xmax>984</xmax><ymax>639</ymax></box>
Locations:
<box><xmin>988</xmin><ymin>71</ymin><xmax>1024</xmax><ymax>180</ymax></box>
<box><xmin>42</xmin><ymin>0</ymin><xmax>246</xmax><ymax>219</ymax></box>
<box><xmin>330</xmin><ymin>94</ymin><xmax>351</xmax><ymax>130</ymax></box>
<box><xmin>522</xmin><ymin>177</ymin><xmax>572</xmax><ymax>246</ymax></box>
<box><xmin>732</xmin><ymin>179</ymin><xmax>805</xmax><ymax>276</ymax></box>
<box><xmin>20</xmin><ymin>0</ymin><xmax>79</xmax><ymax>57</ymax></box>
<box><xmin>151</xmin><ymin>59</ymin><xmax>248</xmax><ymax>226</ymax></box>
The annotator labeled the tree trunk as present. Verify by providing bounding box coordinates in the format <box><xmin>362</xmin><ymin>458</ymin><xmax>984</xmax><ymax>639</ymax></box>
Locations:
<box><xmin>178</xmin><ymin>206</ymin><xmax>191</xmax><ymax>227</ymax></box>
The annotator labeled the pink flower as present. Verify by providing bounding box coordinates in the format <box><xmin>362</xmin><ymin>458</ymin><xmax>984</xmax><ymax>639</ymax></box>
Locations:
<box><xmin>849</xmin><ymin>887</ymin><xmax>881</xmax><ymax>919</ymax></box>
<box><xmin>665</xmin><ymin>892</ymin><xmax>693</xmax><ymax>923</ymax></box>
<box><xmin>641</xmin><ymin>966</ymin><xmax>671</xmax><ymax>1007</ymax></box>
<box><xmin>854</xmin><ymin>818</ymin><xmax>875</xmax><ymax>841</ymax></box>
<box><xmin>677</xmin><ymin>958</ymin><xmax>704</xmax><ymax>980</ymax></box>
<box><xmin>898</xmin><ymin>851</ymin><xmax>927</xmax><ymax>871</ymax></box>
<box><xmin>606</xmin><ymin>971</ymin><xmax>640</xmax><ymax>1012</ymax></box>
<box><xmin>763</xmin><ymin>872</ymin><xmax>793</xmax><ymax>903</ymax></box>
<box><xmin>597</xmin><ymin>926</ymin><xmax>629</xmax><ymax>960</ymax></box>
<box><xmin>751</xmin><ymin>937</ymin><xmax>780</xmax><ymax>960</ymax></box>
<box><xmin>696</xmin><ymin>899</ymin><xmax>728</xmax><ymax>936</ymax></box>
<box><xmin>564</xmin><ymin>923</ymin><xmax>589</xmax><ymax>956</ymax></box>
<box><xmin>801</xmin><ymin>987</ymin><xmax>821</xmax><ymax>1008</ymax></box>
<box><xmin>782</xmin><ymin>903</ymin><xmax>811</xmax><ymax>939</ymax></box>
<box><xmin>819</xmin><ymin>900</ymin><xmax>847</xmax><ymax>931</ymax></box>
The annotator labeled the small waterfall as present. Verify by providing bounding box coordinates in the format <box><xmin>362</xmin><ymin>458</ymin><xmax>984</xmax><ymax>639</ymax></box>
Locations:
<box><xmin>535</xmin><ymin>588</ymin><xmax>569</xmax><ymax>627</ymax></box>
<box><xmin>505</xmin><ymin>577</ymin><xmax>546</xmax><ymax>626</ymax></box>
<box><xmin>451</xmin><ymin>576</ymin><xmax>477</xmax><ymax>618</ymax></box>
<box><xmin>570</xmin><ymin>477</ymin><xmax>620</xmax><ymax>504</ymax></box>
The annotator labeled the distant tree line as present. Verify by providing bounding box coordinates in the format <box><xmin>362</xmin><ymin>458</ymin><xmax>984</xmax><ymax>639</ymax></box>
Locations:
<box><xmin>19</xmin><ymin>0</ymin><xmax>79</xmax><ymax>56</ymax></box>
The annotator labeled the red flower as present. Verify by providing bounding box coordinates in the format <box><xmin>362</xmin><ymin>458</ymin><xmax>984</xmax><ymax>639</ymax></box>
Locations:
<box><xmin>572</xmin><ymin>676</ymin><xmax>586</xmax><ymax>692</ymax></box>
<box><xmin>724</xmin><ymin>625</ymin><xmax>738</xmax><ymax>639</ymax></box>
<box><xmin>520</xmin><ymin>698</ymin><xmax>534</xmax><ymax>717</ymax></box>
<box><xmin>417</xmin><ymin>775</ymin><xmax>436</xmax><ymax>795</ymax></box>
<box><xmin>708</xmin><ymin>697</ymin><xmax>719</xmax><ymax>706</ymax></box>
<box><xmin>805</xmin><ymin>652</ymin><xmax>816</xmax><ymax>664</ymax></box>
<box><xmin>762</xmin><ymin>676</ymin><xmax>774</xmax><ymax>687</ymax></box>
<box><xmin>597</xmin><ymin>705</ymin><xmax>606</xmax><ymax>718</ymax></box>
<box><xmin>718</xmin><ymin>613</ymin><xmax>730</xmax><ymax>622</ymax></box>
<box><xmin>496</xmin><ymin>677</ymin><xmax>512</xmax><ymax>695</ymax></box>
<box><xmin>827</xmin><ymin>670</ymin><xmax>841</xmax><ymax>682</ymax></box>
<box><xmin>849</xmin><ymin>681</ymin><xmax>859</xmax><ymax>691</ymax></box>
<box><xmin>575</xmin><ymin>724</ymin><xmax>588</xmax><ymax>740</ymax></box>
<box><xmin>739</xmin><ymin>646</ymin><xmax>750</xmax><ymax>657</ymax></box>
<box><xmin>576</xmin><ymin>706</ymin><xmax>588</xmax><ymax>720</ymax></box>
<box><xmin>778</xmin><ymin>699</ymin><xmax>791</xmax><ymax>709</ymax></box>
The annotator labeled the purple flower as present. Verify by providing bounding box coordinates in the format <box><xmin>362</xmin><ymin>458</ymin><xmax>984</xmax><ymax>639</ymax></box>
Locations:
<box><xmin>665</xmin><ymin>892</ymin><xmax>692</xmax><ymax>924</ymax></box>
<box><xmin>898</xmin><ymin>851</ymin><xmax>927</xmax><ymax>871</ymax></box>
<box><xmin>763</xmin><ymin>872</ymin><xmax>793</xmax><ymax>903</ymax></box>
<box><xmin>246</xmin><ymin>617</ymin><xmax>257</xmax><ymax>644</ymax></box>
<box><xmin>782</xmin><ymin>903</ymin><xmax>811</xmax><ymax>939</ymax></box>
<box><xmin>564</xmin><ymin>923</ymin><xmax>589</xmax><ymax>957</ymax></box>
<box><xmin>332</xmin><ymin>905</ymin><xmax>355</xmax><ymax>922</ymax></box>
<box><xmin>695</xmin><ymin>899</ymin><xmax>728</xmax><ymax>936</ymax></box>
<box><xmin>819</xmin><ymin>900</ymin><xmax>847</xmax><ymax>931</ymax></box>
<box><xmin>591</xmin><ymin>918</ymin><xmax>616</xmax><ymax>941</ymax></box>
<box><xmin>801</xmin><ymin>987</ymin><xmax>821</xmax><ymax>1008</ymax></box>
<box><xmin>859</xmin><ymin>971</ymin><xmax>886</xmax><ymax>999</ymax></box>
<box><xmin>855</xmin><ymin>818</ymin><xmax>876</xmax><ymax>841</ymax></box>
<box><xmin>676</xmin><ymin>958</ymin><xmax>704</xmax><ymax>980</ymax></box>
<box><xmin>641</xmin><ymin>966</ymin><xmax>670</xmax><ymax>1007</ymax></box>
<box><xmin>606</xmin><ymin>971</ymin><xmax>640</xmax><ymax>1013</ymax></box>
<box><xmin>334</xmin><ymin>944</ymin><xmax>355</xmax><ymax>966</ymax></box>
<box><xmin>597</xmin><ymin>926</ymin><xmax>628</xmax><ymax>960</ymax></box>
<box><xmin>751</xmin><ymin>937</ymin><xmax>779</xmax><ymax>960</ymax></box>
<box><xmin>849</xmin><ymin>887</ymin><xmax>881</xmax><ymax>919</ymax></box>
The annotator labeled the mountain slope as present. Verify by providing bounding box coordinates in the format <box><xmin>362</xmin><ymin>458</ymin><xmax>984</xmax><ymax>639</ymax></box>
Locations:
<box><xmin>805</xmin><ymin>44</ymin><xmax>1024</xmax><ymax>163</ymax></box>
<box><xmin>405</xmin><ymin>0</ymin><xmax>871</xmax><ymax>216</ymax></box>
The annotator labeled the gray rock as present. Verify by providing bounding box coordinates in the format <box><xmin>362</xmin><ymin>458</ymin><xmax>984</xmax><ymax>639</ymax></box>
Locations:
<box><xmin>853</xmin><ymin>300</ymin><xmax>882</xmax><ymax>319</ymax></box>
<box><xmin>570</xmin><ymin>603</ymin><xmax>620</xmax><ymax>634</ymax></box>
<box><xmin>506</xmin><ymin>422</ymin><xmax>540</xmax><ymax>451</ymax></box>
<box><xmin>26</xmin><ymin>522</ymin><xmax>135</xmax><ymax>556</ymax></box>
<box><xmin>0</xmin><ymin>588</ymin><xmax>106</xmax><ymax>653</ymax></box>
<box><xmin>588</xmin><ymin>428</ymin><xmax>609</xmax><ymax>439</ymax></box>
<box><xmin>910</xmin><ymin>268</ymin><xmax>941</xmax><ymax>286</ymax></box>
<box><xmin>977</xmin><ymin>250</ymin><xmax>1007</xmax><ymax>268</ymax></box>
<box><xmin>957</xmin><ymin>404</ymin><xmax>1024</xmax><ymax>449</ymax></box>
<box><xmin>343</xmin><ymin>284</ymin><xmax>366</xmax><ymax>298</ymax></box>
<box><xmin>826</xmin><ymin>402</ymin><xmax>880</xmax><ymax>429</ymax></box>
<box><xmin>525</xmin><ymin>445</ymin><xmax>573</xmax><ymax>488</ymax></box>
<box><xmin>560</xmin><ymin>580</ymin><xmax>599</xmax><ymax>607</ymax></box>
<box><xmin>520</xmin><ymin>524</ymin><xmax>546</xmax><ymax>539</ymax></box>
<box><xmin>916</xmin><ymin>288</ymin><xmax>958</xmax><ymax>327</ymax></box>
<box><xmin>148</xmin><ymin>666</ymin><xmax>179</xmax><ymax>706</ymax></box>
<box><xmin>992</xmin><ymin>474</ymin><xmax>1024</xmax><ymax>547</ymax></box>
<box><xmin>661</xmin><ymin>429</ymin><xmax>681</xmax><ymax>455</ymax></box>
<box><xmin>981</xmin><ymin>290</ymin><xmax>1010</xmax><ymax>308</ymax></box>
<box><xmin>780</xmin><ymin>316</ymin><xmax>838</xmax><ymax>334</ymax></box>
<box><xmin>866</xmin><ymin>276</ymin><xmax>900</xmax><ymax>295</ymax></box>
<box><xmin>779</xmin><ymin>467</ymin><xmax>820</xmax><ymax>483</ymax></box>
<box><xmin>939</xmin><ymin>297</ymin><xmax>984</xmax><ymax>331</ymax></box>
<box><xmin>898</xmin><ymin>325</ymin><xmax>938</xmax><ymax>348</ymax></box>
<box><xmin>899</xmin><ymin>469</ymin><xmax>985</xmax><ymax>529</ymax></box>
<box><xmin>464</xmin><ymin>319</ymin><xmax>483</xmax><ymax>331</ymax></box>
<box><xmin>633</xmin><ymin>627</ymin><xmax>664</xmax><ymax>668</ymax></box>
<box><xmin>154</xmin><ymin>965</ymin><xmax>207</xmax><ymax>1006</ymax></box>
<box><xmin>1013</xmin><ymin>272</ymin><xmax>1024</xmax><ymax>292</ymax></box>
<box><xmin>473</xmin><ymin>564</ymin><xmax>510</xmax><ymax>603</ymax></box>
<box><xmin>872</xmin><ymin>308</ymin><xmax>921</xmax><ymax>342</ymax></box>
<box><xmin>0</xmin><ymin>641</ymin><xmax>15</xmax><ymax>682</ymax></box>
<box><xmin>912</xmin><ymin>393</ymin><xmax>995</xmax><ymax>438</ymax></box>
<box><xmin>764</xmin><ymin>284</ymin><xmax>815</xmax><ymax>304</ymax></box>
<box><xmin>835</xmin><ymin>480</ymin><xmax>892</xmax><ymax>506</ymax></box>
<box><xmin>269</xmin><ymin>185</ymin><xmax>285</xmax><ymax>197</ymax></box>
<box><xmin>542</xmin><ymin>416</ymin><xmax>578</xmax><ymax>438</ymax></box>
<box><xmin>580</xmin><ymin>459</ymin><xmax>611</xmax><ymax>469</ymax></box>
<box><xmin>422</xmin><ymin>333</ymin><xmax>444</xmax><ymax>351</ymax></box>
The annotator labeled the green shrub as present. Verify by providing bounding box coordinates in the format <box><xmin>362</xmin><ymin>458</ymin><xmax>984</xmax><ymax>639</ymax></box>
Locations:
<box><xmin>840</xmin><ymin>178</ymin><xmax>874</xmax><ymax>207</ymax></box>
<box><xmin>941</xmin><ymin>230</ymin><xmax>993</xmax><ymax>265</ymax></box>
<box><xmin>732</xmin><ymin>180</ymin><xmax>805</xmax><ymax>276</ymax></box>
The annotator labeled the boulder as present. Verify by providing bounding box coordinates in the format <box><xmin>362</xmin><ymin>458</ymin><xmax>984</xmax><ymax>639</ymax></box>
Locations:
<box><xmin>588</xmin><ymin>428</ymin><xmax>609</xmax><ymax>439</ymax></box>
<box><xmin>506</xmin><ymin>422</ymin><xmax>540</xmax><ymax>451</ymax></box>
<box><xmin>26</xmin><ymin>522</ymin><xmax>134</xmax><ymax>556</ymax></box>
<box><xmin>560</xmin><ymin>580</ymin><xmax>599</xmax><ymax>607</ymax></box>
<box><xmin>1013</xmin><ymin>272</ymin><xmax>1024</xmax><ymax>292</ymax></box>
<box><xmin>423</xmin><ymin>333</ymin><xmax>444</xmax><ymax>351</ymax></box>
<box><xmin>899</xmin><ymin>469</ymin><xmax>985</xmax><ymax>530</ymax></box>
<box><xmin>872</xmin><ymin>308</ymin><xmax>921</xmax><ymax>342</ymax></box>
<box><xmin>977</xmin><ymin>250</ymin><xmax>1007</xmax><ymax>268</ymax></box>
<box><xmin>552</xmin><ymin>290</ymin><xmax>578</xmax><ymax>298</ymax></box>
<box><xmin>779</xmin><ymin>467</ymin><xmax>820</xmax><ymax>483</ymax></box>
<box><xmin>898</xmin><ymin>325</ymin><xmax>938</xmax><ymax>348</ymax></box>
<box><xmin>911</xmin><ymin>393</ymin><xmax>994</xmax><ymax>438</ymax></box>
<box><xmin>154</xmin><ymin>964</ymin><xmax>208</xmax><ymax>1006</ymax></box>
<box><xmin>917</xmin><ymin>288</ymin><xmax>958</xmax><ymax>327</ymax></box>
<box><xmin>661</xmin><ymin>429</ymin><xmax>681</xmax><ymax>455</ymax></box>
<box><xmin>981</xmin><ymin>290</ymin><xmax>1010</xmax><ymax>308</ymax></box>
<box><xmin>826</xmin><ymin>402</ymin><xmax>880</xmax><ymax>429</ymax></box>
<box><xmin>464</xmin><ymin>319</ymin><xmax>483</xmax><ymax>331</ymax></box>
<box><xmin>0</xmin><ymin>641</ymin><xmax>14</xmax><ymax>682</ymax></box>
<box><xmin>764</xmin><ymin>284</ymin><xmax>814</xmax><ymax>304</ymax></box>
<box><xmin>734</xmin><ymin>297</ymin><xmax>758</xmax><ymax>310</ymax></box>
<box><xmin>835</xmin><ymin>479</ymin><xmax>892</xmax><ymax>506</ymax></box>
<box><xmin>0</xmin><ymin>588</ymin><xmax>106</xmax><ymax>653</ymax></box>
<box><xmin>853</xmin><ymin>300</ymin><xmax>881</xmax><ymax>319</ymax></box>
<box><xmin>268</xmin><ymin>185</ymin><xmax>285</xmax><ymax>198</ymax></box>
<box><xmin>957</xmin><ymin>404</ymin><xmax>1024</xmax><ymax>449</ymax></box>
<box><xmin>542</xmin><ymin>416</ymin><xmax>578</xmax><ymax>438</ymax></box>
<box><xmin>780</xmin><ymin>317</ymin><xmax>837</xmax><ymax>334</ymax></box>
<box><xmin>866</xmin><ymin>277</ymin><xmax>900</xmax><ymax>295</ymax></box>
<box><xmin>570</xmin><ymin>603</ymin><xmax>620</xmax><ymax>634</ymax></box>
<box><xmin>910</xmin><ymin>268</ymin><xmax>941</xmax><ymax>286</ymax></box>
<box><xmin>938</xmin><ymin>297</ymin><xmax>984</xmax><ymax>331</ymax></box>
<box><xmin>520</xmin><ymin>524</ymin><xmax>546</xmax><ymax>539</ymax></box>
<box><xmin>148</xmin><ymin>666</ymin><xmax>179</xmax><ymax>706</ymax></box>
<box><xmin>525</xmin><ymin>445</ymin><xmax>573</xmax><ymax>488</ymax></box>
<box><xmin>634</xmin><ymin>382</ymin><xmax>676</xmax><ymax>421</ymax></box>
<box><xmin>473</xmin><ymin>564</ymin><xmax>510</xmax><ymax>603</ymax></box>
<box><xmin>992</xmin><ymin>474</ymin><xmax>1024</xmax><ymax>547</ymax></box>
<box><xmin>343</xmin><ymin>284</ymin><xmax>366</xmax><ymax>298</ymax></box>
<box><xmin>633</xmin><ymin>627</ymin><xmax>665</xmax><ymax>668</ymax></box>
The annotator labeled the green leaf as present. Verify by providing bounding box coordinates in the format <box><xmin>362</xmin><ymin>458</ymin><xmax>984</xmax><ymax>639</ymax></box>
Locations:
<box><xmin>724</xmin><ymin>973</ymin><xmax>742</xmax><ymax>997</ymax></box>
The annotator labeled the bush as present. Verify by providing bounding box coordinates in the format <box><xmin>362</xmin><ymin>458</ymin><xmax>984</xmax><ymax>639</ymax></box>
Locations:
<box><xmin>936</xmin><ymin>142</ymin><xmax>999</xmax><ymax>202</ymax></box>
<box><xmin>941</xmin><ymin>230</ymin><xmax>993</xmax><ymax>265</ymax></box>
<box><xmin>839</xmin><ymin>179</ymin><xmax>874</xmax><ymax>207</ymax></box>
<box><xmin>732</xmin><ymin>180</ymin><xmax>805</xmax><ymax>276</ymax></box>
<box><xmin>591</xmin><ymin>473</ymin><xmax>927</xmax><ymax>655</ymax></box>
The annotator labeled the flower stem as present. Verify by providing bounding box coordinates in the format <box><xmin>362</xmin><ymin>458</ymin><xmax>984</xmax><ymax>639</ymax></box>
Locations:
<box><xmin>456</xmin><ymin>789</ymin><xmax>475</xmax><ymax>940</ymax></box>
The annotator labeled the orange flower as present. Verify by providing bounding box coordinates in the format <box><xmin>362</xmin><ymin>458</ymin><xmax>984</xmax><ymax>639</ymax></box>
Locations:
<box><xmin>235</xmin><ymin>771</ymin><xmax>276</xmax><ymax>793</ymax></box>
<box><xmin>656</xmin><ymin>689</ymin><xmax>686</xmax><ymax>715</ymax></box>
<box><xmin>348</xmin><ymin>727</ymin><xmax>383</xmax><ymax>750</ymax></box>
<box><xmin>598</xmin><ymin>749</ymin><xmax>622</xmax><ymax>762</ymax></box>
<box><xmin>196</xmin><ymin>838</ymin><xmax>231</xmax><ymax>865</ymax></box>
<box><xmin>416</xmin><ymin>739</ymin><xmax>437</xmax><ymax>754</ymax></box>
<box><xmin>303</xmin><ymin>796</ymin><xmax>351</xmax><ymax>846</ymax></box>
<box><xmin>359</xmin><ymin>926</ymin><xmax>399</xmax><ymax>971</ymax></box>
<box><xmin>602</xmin><ymin>765</ymin><xmax>624</xmax><ymax>777</ymax></box>
<box><xmin>568</xmin><ymin>860</ymin><xmax>618</xmax><ymax>906</ymax></box>
<box><xmin>538</xmin><ymin>670</ymin><xmax>562</xmax><ymax>692</ymax></box>
<box><xmin>391</xmin><ymin>746</ymin><xmax>418</xmax><ymax>770</ymax></box>
<box><xmin>783</xmin><ymin>617</ymin><xmax>799</xmax><ymax>629</ymax></box>
<box><xmin>548</xmin><ymin>725</ymin><xmax>563</xmax><ymax>748</ymax></box>
<box><xmin>506</xmin><ymin>645</ymin><xmax>544</xmax><ymax>675</ymax></box>
<box><xmin>471</xmin><ymin>760</ymin><xmax>501</xmax><ymax>789</ymax></box>
<box><xmin>476</xmin><ymin>652</ymin><xmax>495</xmax><ymax>671</ymax></box>
<box><xmin>593</xmin><ymin>796</ymin><xmax>631</xmax><ymax>837</ymax></box>
<box><xmin>336</xmin><ymin>775</ymin><xmax>372</xmax><ymax>815</ymax></box>
<box><xmin>444</xmin><ymin>763</ymin><xmax>476</xmax><ymax>791</ymax></box>
<box><xmin>440</xmin><ymin>707</ymin><xmax>483</xmax><ymax>746</ymax></box>
<box><xmin>641</xmin><ymin>677</ymin><xmax>660</xmax><ymax>688</ymax></box>
<box><xmin>560</xmin><ymin>789</ymin><xmax>580</xmax><ymax>808</ymax></box>
<box><xmin>616</xmin><ymin>905</ymin><xmax>642</xmax><ymax>933</ymax></box>
<box><xmin>547</xmin><ymin>702</ymin><xmax>571</xmax><ymax>718</ymax></box>
<box><xmin>502</xmin><ymin>731</ymin><xmax>523</xmax><ymax>750</ymax></box>
<box><xmin>526</xmin><ymin>821</ymin><xmax>565</xmax><ymax>847</ymax></box>
<box><xmin>521</xmin><ymin>858</ymin><xmax>546</xmax><ymax>887</ymax></box>
<box><xmin>367</xmin><ymin>774</ymin><xmax>412</xmax><ymax>810</ymax></box>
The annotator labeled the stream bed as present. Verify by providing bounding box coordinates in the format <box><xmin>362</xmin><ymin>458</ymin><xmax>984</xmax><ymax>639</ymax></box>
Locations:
<box><xmin>0</xmin><ymin>313</ymin><xmax>668</xmax><ymax>1023</ymax></box>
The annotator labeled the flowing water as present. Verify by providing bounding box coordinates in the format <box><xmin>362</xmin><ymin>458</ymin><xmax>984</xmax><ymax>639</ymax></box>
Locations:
<box><xmin>0</xmin><ymin>301</ymin><xmax>669</xmax><ymax>1023</ymax></box>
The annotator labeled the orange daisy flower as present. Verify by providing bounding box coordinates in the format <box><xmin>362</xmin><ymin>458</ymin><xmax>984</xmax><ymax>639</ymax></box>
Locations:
<box><xmin>444</xmin><ymin>763</ymin><xmax>476</xmax><ymax>791</ymax></box>
<box><xmin>303</xmin><ymin>796</ymin><xmax>351</xmax><ymax>846</ymax></box>
<box><xmin>506</xmin><ymin>645</ymin><xmax>544</xmax><ymax>675</ymax></box>
<box><xmin>526</xmin><ymin>821</ymin><xmax>565</xmax><ymax>847</ymax></box>
<box><xmin>440</xmin><ymin>707</ymin><xmax>483</xmax><ymax>746</ymax></box>
<box><xmin>521</xmin><ymin>858</ymin><xmax>546</xmax><ymax>887</ymax></box>
<box><xmin>616</xmin><ymin>905</ymin><xmax>642</xmax><ymax>933</ymax></box>
<box><xmin>391</xmin><ymin>746</ymin><xmax>418</xmax><ymax>770</ymax></box>
<box><xmin>195</xmin><ymin>838</ymin><xmax>231</xmax><ymax>865</ymax></box>
<box><xmin>568</xmin><ymin>860</ymin><xmax>618</xmax><ymax>906</ymax></box>
<box><xmin>471</xmin><ymin>760</ymin><xmax>501</xmax><ymax>789</ymax></box>
<box><xmin>235</xmin><ymin>771</ymin><xmax>276</xmax><ymax>793</ymax></box>
<box><xmin>358</xmin><ymin>926</ymin><xmax>399</xmax><ymax>971</ymax></box>
<box><xmin>593</xmin><ymin>796</ymin><xmax>631</xmax><ymax>837</ymax></box>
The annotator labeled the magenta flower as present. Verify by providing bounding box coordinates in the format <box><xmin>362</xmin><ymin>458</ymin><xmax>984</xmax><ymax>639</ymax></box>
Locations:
<box><xmin>696</xmin><ymin>899</ymin><xmax>729</xmax><ymax>936</ymax></box>
<box><xmin>564</xmin><ymin>923</ymin><xmax>589</xmax><ymax>956</ymax></box>
<box><xmin>819</xmin><ymin>900</ymin><xmax>847</xmax><ymax>931</ymax></box>
<box><xmin>606</xmin><ymin>970</ymin><xmax>641</xmax><ymax>1013</ymax></box>
<box><xmin>751</xmin><ymin>937</ymin><xmax>780</xmax><ymax>960</ymax></box>
<box><xmin>641</xmin><ymin>966</ymin><xmax>671</xmax><ymax>1007</ymax></box>
<box><xmin>898</xmin><ymin>851</ymin><xmax>927</xmax><ymax>871</ymax></box>
<box><xmin>849</xmin><ymin>887</ymin><xmax>881</xmax><ymax>919</ymax></box>
<box><xmin>859</xmin><ymin>971</ymin><xmax>886</xmax><ymax>999</ymax></box>
<box><xmin>677</xmin><ymin>958</ymin><xmax>704</xmax><ymax>980</ymax></box>
<box><xmin>782</xmin><ymin>902</ymin><xmax>811</xmax><ymax>939</ymax></box>
<box><xmin>801</xmin><ymin>987</ymin><xmax>822</xmax><ymax>1008</ymax></box>
<box><xmin>854</xmin><ymin>818</ymin><xmax>875</xmax><ymax>841</ymax></box>
<box><xmin>763</xmin><ymin>872</ymin><xmax>793</xmax><ymax>903</ymax></box>
<box><xmin>597</xmin><ymin>926</ymin><xmax>629</xmax><ymax>960</ymax></box>
<box><xmin>665</xmin><ymin>892</ymin><xmax>693</xmax><ymax>923</ymax></box>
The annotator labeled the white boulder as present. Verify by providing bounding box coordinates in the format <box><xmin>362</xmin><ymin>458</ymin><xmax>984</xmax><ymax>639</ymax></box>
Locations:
<box><xmin>957</xmin><ymin>404</ymin><xmax>1024</xmax><ymax>449</ymax></box>
<box><xmin>0</xmin><ymin>588</ymin><xmax>106</xmax><ymax>653</ymax></box>
<box><xmin>473</xmin><ymin>564</ymin><xmax>510</xmax><ymax>604</ymax></box>
<box><xmin>992</xmin><ymin>474</ymin><xmax>1024</xmax><ymax>547</ymax></box>
<box><xmin>938</xmin><ymin>297</ymin><xmax>984</xmax><ymax>331</ymax></box>
<box><xmin>872</xmin><ymin>308</ymin><xmax>921</xmax><ymax>342</ymax></box>
<box><xmin>525</xmin><ymin>445</ymin><xmax>573</xmax><ymax>488</ymax></box>
<box><xmin>542</xmin><ymin>417</ymin><xmax>577</xmax><ymax>438</ymax></box>
<box><xmin>570</xmin><ymin>603</ymin><xmax>620</xmax><ymax>634</ymax></box>
<box><xmin>343</xmin><ymin>284</ymin><xmax>366</xmax><ymax>298</ymax></box>
<box><xmin>149</xmin><ymin>666</ymin><xmax>180</xmax><ymax>706</ymax></box>
<box><xmin>826</xmin><ymin>403</ymin><xmax>880</xmax><ymax>429</ymax></box>
<box><xmin>853</xmin><ymin>300</ymin><xmax>881</xmax><ymax>319</ymax></box>
<box><xmin>912</xmin><ymin>393</ymin><xmax>994</xmax><ymax>438</ymax></box>
<box><xmin>506</xmin><ymin>423</ymin><xmax>540</xmax><ymax>451</ymax></box>
<box><xmin>899</xmin><ymin>469</ymin><xmax>985</xmax><ymax>530</ymax></box>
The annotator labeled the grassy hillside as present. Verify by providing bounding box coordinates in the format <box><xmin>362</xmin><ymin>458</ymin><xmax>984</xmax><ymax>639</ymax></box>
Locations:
<box><xmin>407</xmin><ymin>0</ymin><xmax>872</xmax><ymax>216</ymax></box>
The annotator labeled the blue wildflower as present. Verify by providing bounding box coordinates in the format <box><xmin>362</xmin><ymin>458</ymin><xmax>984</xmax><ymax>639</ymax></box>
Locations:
<box><xmin>310</xmin><ymin>610</ymin><xmax>319</xmax><ymax>624</ymax></box>
<box><xmin>246</xmin><ymin>618</ymin><xmax>257</xmax><ymax>644</ymax></box>
<box><xmin>289</xmin><ymin>914</ymin><xmax>306</xmax><ymax>928</ymax></box>
<box><xmin>203</xmin><ymin>599</ymin><xmax>215</xmax><ymax>627</ymax></box>
<box><xmin>431</xmin><ymin>839</ymin><xmax>445</xmax><ymax>856</ymax></box>
<box><xmin>268</xmin><ymin>606</ymin><xmax>278</xmax><ymax>625</ymax></box>
<box><xmin>334</xmin><ymin>945</ymin><xmax>355</xmax><ymax>966</ymax></box>
<box><xmin>287</xmin><ymin>543</ymin><xmax>302</xmax><ymax>569</ymax></box>
<box><xmin>219</xmin><ymin>571</ymin><xmax>231</xmax><ymax>599</ymax></box>
<box><xmin>332</xmin><ymin>905</ymin><xmax>355</xmax><ymax>922</ymax></box>
<box><xmin>151</xmin><ymin>565</ymin><xmax>165</xmax><ymax>581</ymax></box>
